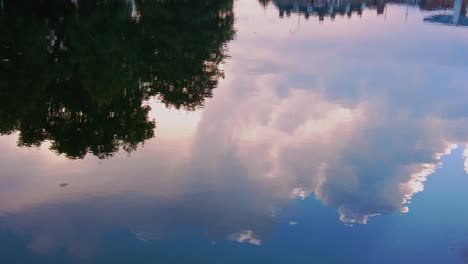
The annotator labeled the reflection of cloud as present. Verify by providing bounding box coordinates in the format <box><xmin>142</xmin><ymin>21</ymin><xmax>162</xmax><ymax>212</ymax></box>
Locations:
<box><xmin>290</xmin><ymin>188</ymin><xmax>308</xmax><ymax>200</ymax></box>
<box><xmin>194</xmin><ymin>53</ymin><xmax>468</xmax><ymax>224</ymax></box>
<box><xmin>215</xmin><ymin>5</ymin><xmax>468</xmax><ymax>224</ymax></box>
<box><xmin>463</xmin><ymin>145</ymin><xmax>468</xmax><ymax>175</ymax></box>
<box><xmin>228</xmin><ymin>230</ymin><xmax>262</xmax><ymax>245</ymax></box>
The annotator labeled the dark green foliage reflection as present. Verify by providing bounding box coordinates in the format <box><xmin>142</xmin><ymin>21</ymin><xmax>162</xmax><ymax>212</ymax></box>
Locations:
<box><xmin>0</xmin><ymin>0</ymin><xmax>235</xmax><ymax>159</ymax></box>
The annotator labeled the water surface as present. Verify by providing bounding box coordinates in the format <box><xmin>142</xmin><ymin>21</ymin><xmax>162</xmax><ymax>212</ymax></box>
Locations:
<box><xmin>1</xmin><ymin>0</ymin><xmax>468</xmax><ymax>263</ymax></box>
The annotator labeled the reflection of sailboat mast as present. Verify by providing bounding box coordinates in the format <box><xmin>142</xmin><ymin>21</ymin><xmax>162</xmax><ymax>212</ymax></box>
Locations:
<box><xmin>289</xmin><ymin>3</ymin><xmax>301</xmax><ymax>34</ymax></box>
<box><xmin>384</xmin><ymin>0</ymin><xmax>388</xmax><ymax>20</ymax></box>
<box><xmin>295</xmin><ymin>1</ymin><xmax>300</xmax><ymax>30</ymax></box>
<box><xmin>298</xmin><ymin>10</ymin><xmax>300</xmax><ymax>30</ymax></box>
<box><xmin>405</xmin><ymin>4</ymin><xmax>409</xmax><ymax>23</ymax></box>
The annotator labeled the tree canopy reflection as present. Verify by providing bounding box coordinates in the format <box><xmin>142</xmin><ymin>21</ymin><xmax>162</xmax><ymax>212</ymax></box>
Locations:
<box><xmin>0</xmin><ymin>0</ymin><xmax>235</xmax><ymax>159</ymax></box>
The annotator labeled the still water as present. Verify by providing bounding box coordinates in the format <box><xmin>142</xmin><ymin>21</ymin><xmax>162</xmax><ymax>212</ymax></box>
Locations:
<box><xmin>1</xmin><ymin>0</ymin><xmax>468</xmax><ymax>263</ymax></box>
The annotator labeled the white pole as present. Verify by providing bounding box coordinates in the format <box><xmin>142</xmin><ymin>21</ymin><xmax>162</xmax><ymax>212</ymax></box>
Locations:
<box><xmin>453</xmin><ymin>0</ymin><xmax>462</xmax><ymax>25</ymax></box>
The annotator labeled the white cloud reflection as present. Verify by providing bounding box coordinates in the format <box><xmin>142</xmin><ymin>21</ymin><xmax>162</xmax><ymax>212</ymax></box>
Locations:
<box><xmin>463</xmin><ymin>145</ymin><xmax>468</xmax><ymax>175</ymax></box>
<box><xmin>228</xmin><ymin>230</ymin><xmax>262</xmax><ymax>245</ymax></box>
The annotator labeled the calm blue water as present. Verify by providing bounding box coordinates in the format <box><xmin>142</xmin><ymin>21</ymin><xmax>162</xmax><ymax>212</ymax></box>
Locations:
<box><xmin>1</xmin><ymin>0</ymin><xmax>468</xmax><ymax>263</ymax></box>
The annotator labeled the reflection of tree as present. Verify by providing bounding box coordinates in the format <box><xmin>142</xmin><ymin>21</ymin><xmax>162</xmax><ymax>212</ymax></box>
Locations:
<box><xmin>135</xmin><ymin>0</ymin><xmax>235</xmax><ymax>110</ymax></box>
<box><xmin>0</xmin><ymin>0</ymin><xmax>235</xmax><ymax>159</ymax></box>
